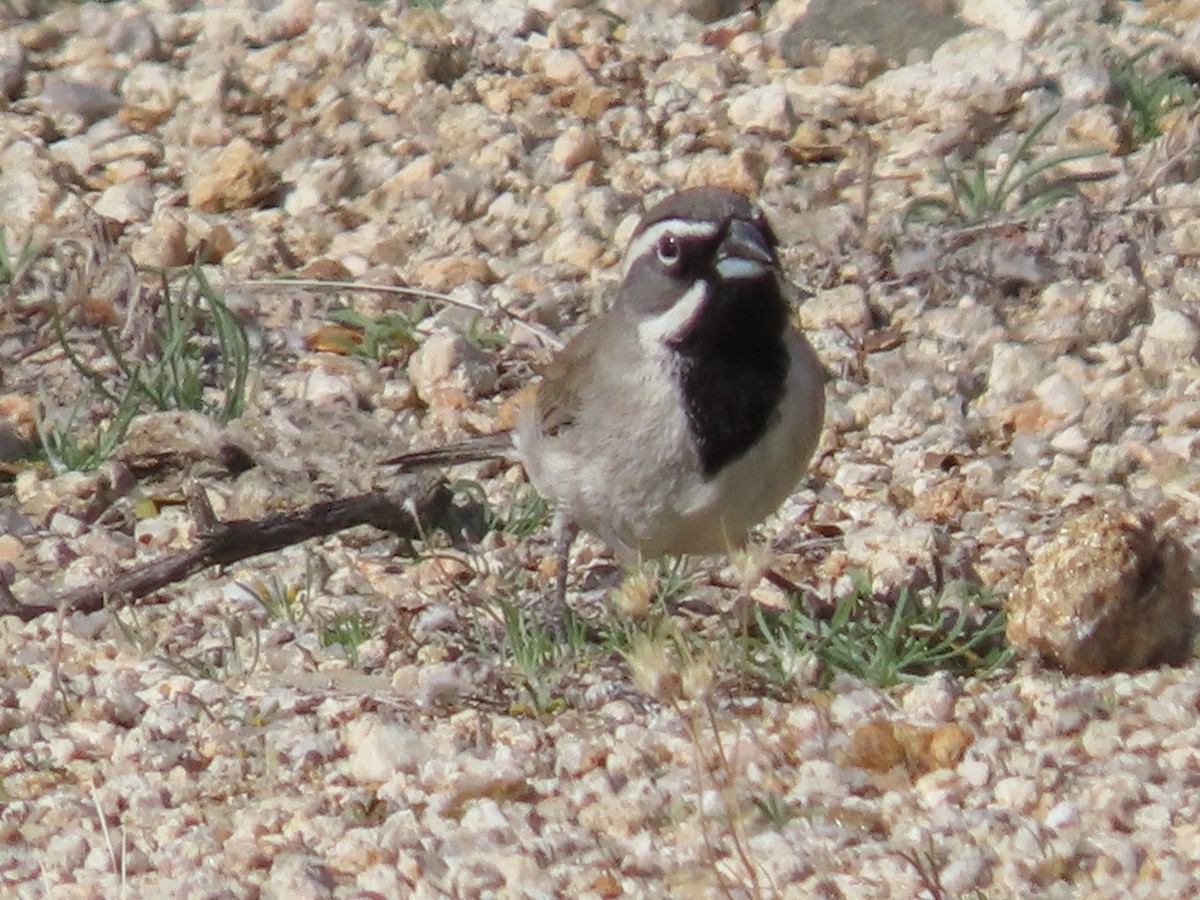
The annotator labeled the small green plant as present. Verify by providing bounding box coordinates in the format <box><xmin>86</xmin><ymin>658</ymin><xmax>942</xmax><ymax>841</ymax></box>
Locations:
<box><xmin>647</xmin><ymin>558</ymin><xmax>697</xmax><ymax>607</ymax></box>
<box><xmin>492</xmin><ymin>484</ymin><xmax>551</xmax><ymax>537</ymax></box>
<box><xmin>112</xmin><ymin>600</ymin><xmax>262</xmax><ymax>683</ymax></box>
<box><xmin>448</xmin><ymin>479</ymin><xmax>551</xmax><ymax>539</ymax></box>
<box><xmin>320</xmin><ymin>611</ymin><xmax>374</xmax><ymax>667</ymax></box>
<box><xmin>500</xmin><ymin>599</ymin><xmax>556</xmax><ymax>675</ymax></box>
<box><xmin>243</xmin><ymin>574</ymin><xmax>313</xmax><ymax>625</ymax></box>
<box><xmin>324</xmin><ymin>304</ymin><xmax>428</xmax><ymax>361</ymax></box>
<box><xmin>475</xmin><ymin>557</ymin><xmax>705</xmax><ymax>716</ymax></box>
<box><xmin>170</xmin><ymin>618</ymin><xmax>261</xmax><ymax>682</ymax></box>
<box><xmin>55</xmin><ymin>267</ymin><xmax>249</xmax><ymax>420</ymax></box>
<box><xmin>0</xmin><ymin>229</ymin><xmax>41</xmax><ymax>288</ymax></box>
<box><xmin>497</xmin><ymin>598</ymin><xmax>590</xmax><ymax>715</ymax></box>
<box><xmin>465</xmin><ymin>314</ymin><xmax>508</xmax><ymax>351</ymax></box>
<box><xmin>108</xmin><ymin>598</ymin><xmax>159</xmax><ymax>656</ymax></box>
<box><xmin>749</xmin><ymin>572</ymin><xmax>1010</xmax><ymax>689</ymax></box>
<box><xmin>35</xmin><ymin>377</ymin><xmax>144</xmax><ymax>472</ymax></box>
<box><xmin>752</xmin><ymin>790</ymin><xmax>797</xmax><ymax>831</ymax></box>
<box><xmin>38</xmin><ymin>266</ymin><xmax>251</xmax><ymax>471</ymax></box>
<box><xmin>1109</xmin><ymin>45</ymin><xmax>1197</xmax><ymax>146</ymax></box>
<box><xmin>904</xmin><ymin>107</ymin><xmax>1104</xmax><ymax>225</ymax></box>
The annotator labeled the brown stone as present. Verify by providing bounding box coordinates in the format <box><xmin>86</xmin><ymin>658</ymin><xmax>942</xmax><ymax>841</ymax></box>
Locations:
<box><xmin>187</xmin><ymin>138</ymin><xmax>278</xmax><ymax>213</ymax></box>
<box><xmin>842</xmin><ymin>719</ymin><xmax>973</xmax><ymax>774</ymax></box>
<box><xmin>1005</xmin><ymin>507</ymin><xmax>1196</xmax><ymax>675</ymax></box>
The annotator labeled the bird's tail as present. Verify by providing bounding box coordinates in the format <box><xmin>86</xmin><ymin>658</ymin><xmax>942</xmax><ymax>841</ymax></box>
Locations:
<box><xmin>381</xmin><ymin>432</ymin><xmax>516</xmax><ymax>472</ymax></box>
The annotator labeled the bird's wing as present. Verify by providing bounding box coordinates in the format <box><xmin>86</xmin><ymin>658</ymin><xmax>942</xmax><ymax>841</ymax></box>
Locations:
<box><xmin>532</xmin><ymin>317</ymin><xmax>613</xmax><ymax>437</ymax></box>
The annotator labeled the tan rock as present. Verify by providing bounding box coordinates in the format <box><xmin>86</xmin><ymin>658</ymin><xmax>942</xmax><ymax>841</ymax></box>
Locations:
<box><xmin>116</xmin><ymin>410</ymin><xmax>252</xmax><ymax>476</ymax></box>
<box><xmin>130</xmin><ymin>211</ymin><xmax>190</xmax><ymax>268</ymax></box>
<box><xmin>911</xmin><ymin>475</ymin><xmax>979</xmax><ymax>525</ymax></box>
<box><xmin>959</xmin><ymin>0</ymin><xmax>1044</xmax><ymax>41</ymax></box>
<box><xmin>727</xmin><ymin>83</ymin><xmax>793</xmax><ymax>137</ymax></box>
<box><xmin>408</xmin><ymin>331</ymin><xmax>498</xmax><ymax>409</ymax></box>
<box><xmin>392</xmin><ymin>7</ymin><xmax>454</xmax><ymax>44</ymax></box>
<box><xmin>187</xmin><ymin>137</ymin><xmax>278</xmax><ymax>212</ymax></box>
<box><xmin>414</xmin><ymin>255</ymin><xmax>495</xmax><ymax>291</ymax></box>
<box><xmin>391</xmin><ymin>154</ymin><xmax>439</xmax><ymax>189</ymax></box>
<box><xmin>0</xmin><ymin>393</ymin><xmax>35</xmax><ymax>442</ymax></box>
<box><xmin>0</xmin><ymin>534</ymin><xmax>23</xmax><ymax>564</ymax></box>
<box><xmin>764</xmin><ymin>0</ymin><xmax>813</xmax><ymax>31</ymax></box>
<box><xmin>190</xmin><ymin>221</ymin><xmax>237</xmax><ymax>263</ymax></box>
<box><xmin>801</xmin><ymin>284</ymin><xmax>871</xmax><ymax>334</ymax></box>
<box><xmin>1064</xmin><ymin>106</ymin><xmax>1128</xmax><ymax>155</ymax></box>
<box><xmin>541</xmin><ymin>227</ymin><xmax>603</xmax><ymax>269</ymax></box>
<box><xmin>1006</xmin><ymin>507</ymin><xmax>1196</xmax><ymax>674</ymax></box>
<box><xmin>92</xmin><ymin>176</ymin><xmax>155</xmax><ymax>223</ymax></box>
<box><xmin>868</xmin><ymin>29</ymin><xmax>1041</xmax><ymax>127</ymax></box>
<box><xmin>841</xmin><ymin>719</ymin><xmax>973</xmax><ymax>774</ymax></box>
<box><xmin>684</xmin><ymin>148</ymin><xmax>767</xmax><ymax>196</ymax></box>
<box><xmin>550</xmin><ymin>125</ymin><xmax>600</xmax><ymax>172</ymax></box>
<box><xmin>539</xmin><ymin>49</ymin><xmax>592</xmax><ymax>85</ymax></box>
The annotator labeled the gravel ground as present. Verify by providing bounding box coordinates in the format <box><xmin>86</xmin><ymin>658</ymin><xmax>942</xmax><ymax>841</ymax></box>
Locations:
<box><xmin>3</xmin><ymin>0</ymin><xmax>1200</xmax><ymax>896</ymax></box>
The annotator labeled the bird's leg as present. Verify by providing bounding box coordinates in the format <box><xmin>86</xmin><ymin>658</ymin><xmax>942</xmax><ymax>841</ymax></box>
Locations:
<box><xmin>549</xmin><ymin>513</ymin><xmax>579</xmax><ymax>634</ymax></box>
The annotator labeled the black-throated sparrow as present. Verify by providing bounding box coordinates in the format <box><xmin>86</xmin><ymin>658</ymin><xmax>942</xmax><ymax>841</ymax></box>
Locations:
<box><xmin>387</xmin><ymin>186</ymin><xmax>826</xmax><ymax>610</ymax></box>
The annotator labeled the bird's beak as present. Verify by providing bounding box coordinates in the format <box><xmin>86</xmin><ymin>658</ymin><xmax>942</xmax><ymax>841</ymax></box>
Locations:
<box><xmin>714</xmin><ymin>218</ymin><xmax>775</xmax><ymax>282</ymax></box>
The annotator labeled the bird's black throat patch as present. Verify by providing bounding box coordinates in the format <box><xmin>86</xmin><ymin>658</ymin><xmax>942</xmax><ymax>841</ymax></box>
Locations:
<box><xmin>673</xmin><ymin>284</ymin><xmax>790</xmax><ymax>478</ymax></box>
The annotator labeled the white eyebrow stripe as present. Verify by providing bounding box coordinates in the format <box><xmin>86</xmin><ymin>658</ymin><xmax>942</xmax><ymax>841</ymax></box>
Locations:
<box><xmin>622</xmin><ymin>218</ymin><xmax>721</xmax><ymax>278</ymax></box>
<box><xmin>637</xmin><ymin>277</ymin><xmax>710</xmax><ymax>349</ymax></box>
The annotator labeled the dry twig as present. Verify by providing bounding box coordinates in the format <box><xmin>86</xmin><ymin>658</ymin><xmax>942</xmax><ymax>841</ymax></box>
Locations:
<box><xmin>0</xmin><ymin>476</ymin><xmax>451</xmax><ymax>621</ymax></box>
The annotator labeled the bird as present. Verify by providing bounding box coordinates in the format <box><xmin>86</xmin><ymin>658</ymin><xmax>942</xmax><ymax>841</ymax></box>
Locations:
<box><xmin>385</xmin><ymin>186</ymin><xmax>826</xmax><ymax>617</ymax></box>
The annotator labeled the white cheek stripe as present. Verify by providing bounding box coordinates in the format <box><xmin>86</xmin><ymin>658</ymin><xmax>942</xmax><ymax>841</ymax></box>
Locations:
<box><xmin>622</xmin><ymin>218</ymin><xmax>720</xmax><ymax>278</ymax></box>
<box><xmin>637</xmin><ymin>278</ymin><xmax>709</xmax><ymax>348</ymax></box>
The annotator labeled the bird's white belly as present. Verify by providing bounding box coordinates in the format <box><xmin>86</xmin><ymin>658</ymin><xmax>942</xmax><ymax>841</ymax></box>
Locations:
<box><xmin>517</xmin><ymin>371</ymin><xmax>697</xmax><ymax>557</ymax></box>
<box><xmin>516</xmin><ymin>333</ymin><xmax>822</xmax><ymax>559</ymax></box>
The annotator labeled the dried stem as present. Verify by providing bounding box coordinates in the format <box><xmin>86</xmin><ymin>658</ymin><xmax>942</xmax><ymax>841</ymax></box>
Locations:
<box><xmin>0</xmin><ymin>477</ymin><xmax>452</xmax><ymax>621</ymax></box>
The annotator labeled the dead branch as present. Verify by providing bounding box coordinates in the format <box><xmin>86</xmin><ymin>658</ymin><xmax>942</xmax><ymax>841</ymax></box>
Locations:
<box><xmin>0</xmin><ymin>476</ymin><xmax>452</xmax><ymax>622</ymax></box>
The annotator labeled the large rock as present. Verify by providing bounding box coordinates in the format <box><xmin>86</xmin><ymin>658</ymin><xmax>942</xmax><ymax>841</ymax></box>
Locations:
<box><xmin>1006</xmin><ymin>507</ymin><xmax>1196</xmax><ymax>675</ymax></box>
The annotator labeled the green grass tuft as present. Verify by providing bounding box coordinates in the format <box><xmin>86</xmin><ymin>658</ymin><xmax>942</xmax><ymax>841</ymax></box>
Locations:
<box><xmin>37</xmin><ymin>265</ymin><xmax>252</xmax><ymax>472</ymax></box>
<box><xmin>747</xmin><ymin>571</ymin><xmax>1011</xmax><ymax>689</ymax></box>
<box><xmin>1109</xmin><ymin>44</ymin><xmax>1197</xmax><ymax>146</ymax></box>
<box><xmin>905</xmin><ymin>107</ymin><xmax>1104</xmax><ymax>226</ymax></box>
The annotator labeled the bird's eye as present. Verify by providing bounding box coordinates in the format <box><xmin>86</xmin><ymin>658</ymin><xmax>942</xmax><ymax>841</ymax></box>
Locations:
<box><xmin>656</xmin><ymin>233</ymin><xmax>681</xmax><ymax>266</ymax></box>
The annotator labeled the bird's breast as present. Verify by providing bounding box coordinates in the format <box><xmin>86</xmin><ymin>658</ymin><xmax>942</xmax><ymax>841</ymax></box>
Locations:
<box><xmin>514</xmin><ymin>330</ymin><xmax>823</xmax><ymax>559</ymax></box>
